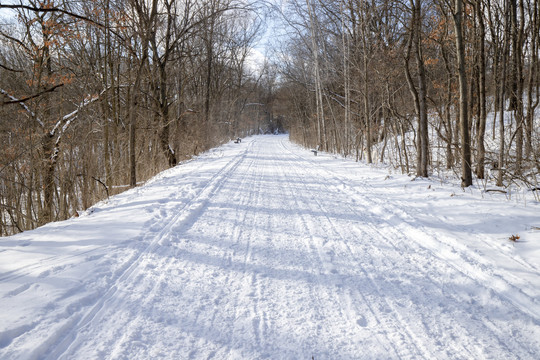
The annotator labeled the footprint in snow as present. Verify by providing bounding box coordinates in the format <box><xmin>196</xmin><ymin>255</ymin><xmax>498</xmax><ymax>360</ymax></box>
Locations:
<box><xmin>357</xmin><ymin>316</ymin><xmax>368</xmax><ymax>327</ymax></box>
<box><xmin>38</xmin><ymin>270</ymin><xmax>51</xmax><ymax>278</ymax></box>
<box><xmin>4</xmin><ymin>283</ymin><xmax>32</xmax><ymax>298</ymax></box>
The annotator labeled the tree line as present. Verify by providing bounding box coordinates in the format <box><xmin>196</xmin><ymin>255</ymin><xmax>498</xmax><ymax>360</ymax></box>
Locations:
<box><xmin>2</xmin><ymin>0</ymin><xmax>539</xmax><ymax>236</ymax></box>
<box><xmin>0</xmin><ymin>0</ymin><xmax>279</xmax><ymax>236</ymax></box>
<box><xmin>275</xmin><ymin>0</ymin><xmax>539</xmax><ymax>188</ymax></box>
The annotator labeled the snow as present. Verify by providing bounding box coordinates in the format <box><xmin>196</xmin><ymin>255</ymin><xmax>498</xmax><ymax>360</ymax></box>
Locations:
<box><xmin>1</xmin><ymin>135</ymin><xmax>540</xmax><ymax>359</ymax></box>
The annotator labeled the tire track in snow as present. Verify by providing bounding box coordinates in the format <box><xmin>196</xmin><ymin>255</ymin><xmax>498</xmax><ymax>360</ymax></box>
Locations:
<box><xmin>286</xmin><ymin>143</ymin><xmax>520</xmax><ymax>353</ymax></box>
<box><xmin>198</xmin><ymin>144</ymin><xmax>264</xmax><ymax>358</ymax></box>
<box><xmin>284</xmin><ymin>139</ymin><xmax>539</xmax><ymax>313</ymax></box>
<box><xmin>277</xmin><ymin>141</ymin><xmax>425</xmax><ymax>359</ymax></box>
<box><xmin>267</xmin><ymin>154</ymin><xmax>340</xmax><ymax>358</ymax></box>
<box><xmin>179</xmin><ymin>137</ymin><xmax>386</xmax><ymax>358</ymax></box>
<box><xmin>279</xmin><ymin>138</ymin><xmax>540</xmax><ymax>358</ymax></box>
<box><xmin>208</xmin><ymin>143</ymin><xmax>292</xmax><ymax>358</ymax></box>
<box><xmin>174</xmin><ymin>141</ymin><xmax>276</xmax><ymax>358</ymax></box>
<box><xmin>9</xmin><ymin>136</ymin><xmax>537</xmax><ymax>359</ymax></box>
<box><xmin>329</xmin><ymin>160</ymin><xmax>540</xmax><ymax>332</ymax></box>
<box><xmin>238</xmin><ymin>148</ymin><xmax>268</xmax><ymax>354</ymax></box>
<box><xmin>277</xmin><ymin>141</ymin><xmax>472</xmax><ymax>357</ymax></box>
<box><xmin>279</xmin><ymin>158</ymin><xmax>485</xmax><ymax>358</ymax></box>
<box><xmin>41</xmin><ymin>140</ymin><xmax>256</xmax><ymax>360</ymax></box>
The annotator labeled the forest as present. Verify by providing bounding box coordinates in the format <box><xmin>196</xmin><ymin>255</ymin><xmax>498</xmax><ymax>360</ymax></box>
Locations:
<box><xmin>277</xmin><ymin>0</ymin><xmax>539</xmax><ymax>186</ymax></box>
<box><xmin>1</xmin><ymin>0</ymin><xmax>540</xmax><ymax>236</ymax></box>
<box><xmin>0</xmin><ymin>0</ymin><xmax>280</xmax><ymax>236</ymax></box>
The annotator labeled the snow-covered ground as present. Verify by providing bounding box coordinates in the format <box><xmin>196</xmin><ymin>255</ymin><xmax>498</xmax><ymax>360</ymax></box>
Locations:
<box><xmin>1</xmin><ymin>135</ymin><xmax>539</xmax><ymax>359</ymax></box>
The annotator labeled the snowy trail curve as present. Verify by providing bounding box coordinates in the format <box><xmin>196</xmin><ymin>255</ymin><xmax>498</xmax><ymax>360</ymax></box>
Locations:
<box><xmin>1</xmin><ymin>135</ymin><xmax>539</xmax><ymax>359</ymax></box>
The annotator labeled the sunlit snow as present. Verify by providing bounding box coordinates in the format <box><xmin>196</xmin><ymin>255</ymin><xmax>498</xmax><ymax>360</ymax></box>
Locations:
<box><xmin>1</xmin><ymin>135</ymin><xmax>539</xmax><ymax>359</ymax></box>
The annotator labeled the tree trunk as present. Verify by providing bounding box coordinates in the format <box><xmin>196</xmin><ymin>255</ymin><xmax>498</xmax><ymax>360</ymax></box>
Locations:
<box><xmin>306</xmin><ymin>0</ymin><xmax>326</xmax><ymax>150</ymax></box>
<box><xmin>497</xmin><ymin>0</ymin><xmax>511</xmax><ymax>187</ymax></box>
<box><xmin>363</xmin><ymin>52</ymin><xmax>372</xmax><ymax>163</ymax></box>
<box><xmin>413</xmin><ymin>0</ymin><xmax>428</xmax><ymax>177</ymax></box>
<box><xmin>475</xmin><ymin>0</ymin><xmax>487</xmax><ymax>179</ymax></box>
<box><xmin>157</xmin><ymin>59</ymin><xmax>177</xmax><ymax>167</ymax></box>
<box><xmin>453</xmin><ymin>0</ymin><xmax>473</xmax><ymax>187</ymax></box>
<box><xmin>41</xmin><ymin>132</ymin><xmax>55</xmax><ymax>224</ymax></box>
<box><xmin>525</xmin><ymin>0</ymin><xmax>539</xmax><ymax>159</ymax></box>
<box><xmin>404</xmin><ymin>0</ymin><xmax>428</xmax><ymax>177</ymax></box>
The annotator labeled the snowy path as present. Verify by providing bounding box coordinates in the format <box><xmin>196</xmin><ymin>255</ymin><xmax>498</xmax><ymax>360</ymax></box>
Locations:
<box><xmin>1</xmin><ymin>135</ymin><xmax>540</xmax><ymax>359</ymax></box>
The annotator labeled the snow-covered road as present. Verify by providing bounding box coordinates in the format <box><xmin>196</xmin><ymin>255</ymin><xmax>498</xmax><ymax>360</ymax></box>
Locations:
<box><xmin>1</xmin><ymin>135</ymin><xmax>540</xmax><ymax>359</ymax></box>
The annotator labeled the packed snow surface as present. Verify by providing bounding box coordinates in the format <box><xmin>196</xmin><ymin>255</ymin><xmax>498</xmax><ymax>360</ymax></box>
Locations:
<box><xmin>1</xmin><ymin>135</ymin><xmax>540</xmax><ymax>359</ymax></box>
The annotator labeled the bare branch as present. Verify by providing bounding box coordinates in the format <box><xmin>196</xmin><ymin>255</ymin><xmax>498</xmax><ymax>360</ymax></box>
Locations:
<box><xmin>0</xmin><ymin>4</ymin><xmax>124</xmax><ymax>40</ymax></box>
<box><xmin>0</xmin><ymin>62</ymin><xmax>23</xmax><ymax>72</ymax></box>
<box><xmin>1</xmin><ymin>84</ymin><xmax>64</xmax><ymax>105</ymax></box>
<box><xmin>0</xmin><ymin>88</ymin><xmax>44</xmax><ymax>127</ymax></box>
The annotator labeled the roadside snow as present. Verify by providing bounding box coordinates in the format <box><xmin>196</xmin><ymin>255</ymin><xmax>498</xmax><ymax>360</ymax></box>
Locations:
<box><xmin>1</xmin><ymin>135</ymin><xmax>539</xmax><ymax>359</ymax></box>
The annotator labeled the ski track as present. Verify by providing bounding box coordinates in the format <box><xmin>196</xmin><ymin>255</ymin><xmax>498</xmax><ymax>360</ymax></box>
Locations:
<box><xmin>1</xmin><ymin>135</ymin><xmax>539</xmax><ymax>359</ymax></box>
<box><xmin>277</xmin><ymin>138</ymin><xmax>540</xmax><ymax>358</ymax></box>
<box><xmin>44</xmin><ymin>140</ymin><xmax>257</xmax><ymax>360</ymax></box>
<box><xmin>283</xmin><ymin>139</ymin><xmax>540</xmax><ymax>316</ymax></box>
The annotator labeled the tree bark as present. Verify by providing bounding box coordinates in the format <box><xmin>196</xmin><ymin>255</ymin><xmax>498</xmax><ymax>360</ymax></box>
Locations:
<box><xmin>474</xmin><ymin>0</ymin><xmax>487</xmax><ymax>179</ymax></box>
<box><xmin>413</xmin><ymin>0</ymin><xmax>429</xmax><ymax>177</ymax></box>
<box><xmin>404</xmin><ymin>0</ymin><xmax>428</xmax><ymax>177</ymax></box>
<box><xmin>453</xmin><ymin>0</ymin><xmax>472</xmax><ymax>187</ymax></box>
